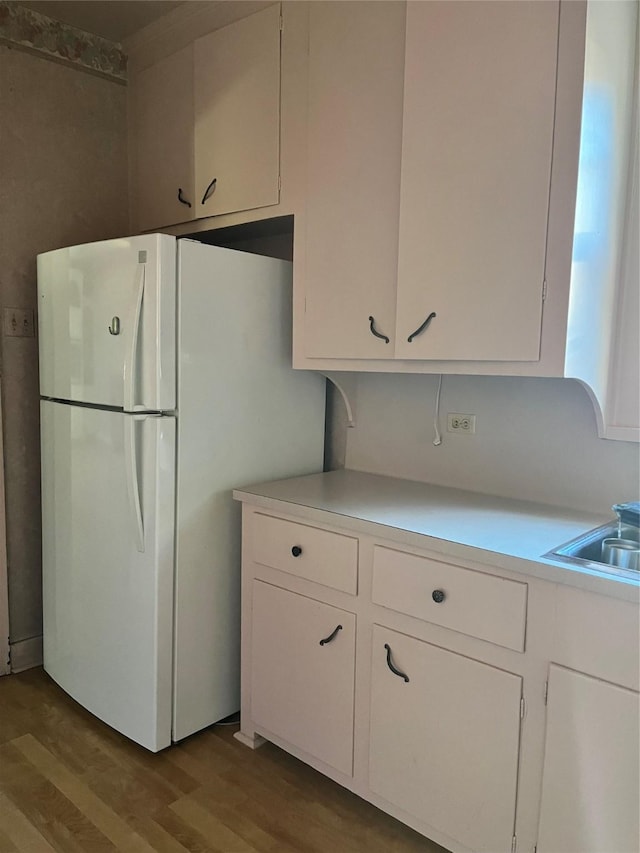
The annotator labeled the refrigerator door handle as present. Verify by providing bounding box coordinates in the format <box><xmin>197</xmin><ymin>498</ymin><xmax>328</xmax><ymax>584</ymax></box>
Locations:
<box><xmin>124</xmin><ymin>415</ymin><xmax>145</xmax><ymax>553</ymax></box>
<box><xmin>123</xmin><ymin>264</ymin><xmax>145</xmax><ymax>412</ymax></box>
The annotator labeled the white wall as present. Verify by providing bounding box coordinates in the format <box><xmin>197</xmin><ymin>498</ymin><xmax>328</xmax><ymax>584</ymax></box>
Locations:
<box><xmin>0</xmin><ymin>45</ymin><xmax>128</xmax><ymax>650</ymax></box>
<box><xmin>338</xmin><ymin>373</ymin><xmax>639</xmax><ymax>515</ymax></box>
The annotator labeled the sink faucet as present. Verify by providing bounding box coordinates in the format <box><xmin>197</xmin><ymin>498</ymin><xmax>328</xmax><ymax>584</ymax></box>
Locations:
<box><xmin>612</xmin><ymin>502</ymin><xmax>640</xmax><ymax>538</ymax></box>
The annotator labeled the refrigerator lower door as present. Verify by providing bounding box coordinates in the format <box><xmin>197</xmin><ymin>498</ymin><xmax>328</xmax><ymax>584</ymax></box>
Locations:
<box><xmin>41</xmin><ymin>400</ymin><xmax>176</xmax><ymax>752</ymax></box>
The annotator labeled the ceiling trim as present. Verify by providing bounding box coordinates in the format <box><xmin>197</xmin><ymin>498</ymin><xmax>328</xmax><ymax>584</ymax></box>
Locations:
<box><xmin>124</xmin><ymin>0</ymin><xmax>272</xmax><ymax>74</ymax></box>
<box><xmin>0</xmin><ymin>1</ymin><xmax>126</xmax><ymax>82</ymax></box>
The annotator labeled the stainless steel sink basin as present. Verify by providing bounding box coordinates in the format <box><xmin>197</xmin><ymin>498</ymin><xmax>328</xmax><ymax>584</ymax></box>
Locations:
<box><xmin>545</xmin><ymin>522</ymin><xmax>640</xmax><ymax>581</ymax></box>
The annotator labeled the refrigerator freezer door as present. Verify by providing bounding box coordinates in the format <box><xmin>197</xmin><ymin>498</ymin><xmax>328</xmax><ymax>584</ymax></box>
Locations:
<box><xmin>38</xmin><ymin>234</ymin><xmax>176</xmax><ymax>412</ymax></box>
<box><xmin>41</xmin><ymin>400</ymin><xmax>176</xmax><ymax>752</ymax></box>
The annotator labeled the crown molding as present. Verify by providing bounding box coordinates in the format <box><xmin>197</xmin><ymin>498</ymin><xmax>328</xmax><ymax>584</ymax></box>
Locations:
<box><xmin>125</xmin><ymin>0</ymin><xmax>273</xmax><ymax>73</ymax></box>
<box><xmin>0</xmin><ymin>1</ymin><xmax>126</xmax><ymax>81</ymax></box>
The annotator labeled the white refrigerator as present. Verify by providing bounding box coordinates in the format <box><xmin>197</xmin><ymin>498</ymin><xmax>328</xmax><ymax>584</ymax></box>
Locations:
<box><xmin>38</xmin><ymin>233</ymin><xmax>325</xmax><ymax>752</ymax></box>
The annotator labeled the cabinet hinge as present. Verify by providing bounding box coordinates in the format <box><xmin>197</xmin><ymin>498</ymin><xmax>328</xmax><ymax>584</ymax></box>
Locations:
<box><xmin>520</xmin><ymin>697</ymin><xmax>525</xmax><ymax>719</ymax></box>
<box><xmin>278</xmin><ymin>174</ymin><xmax>282</xmax><ymax>192</ymax></box>
<box><xmin>544</xmin><ymin>680</ymin><xmax>549</xmax><ymax>705</ymax></box>
<box><xmin>542</xmin><ymin>279</ymin><xmax>547</xmax><ymax>302</ymax></box>
<box><xmin>279</xmin><ymin>13</ymin><xmax>284</xmax><ymax>31</ymax></box>
<box><xmin>511</xmin><ymin>834</ymin><xmax>517</xmax><ymax>853</ymax></box>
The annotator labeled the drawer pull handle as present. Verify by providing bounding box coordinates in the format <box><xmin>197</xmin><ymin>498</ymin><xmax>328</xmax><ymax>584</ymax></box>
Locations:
<box><xmin>291</xmin><ymin>545</ymin><xmax>302</xmax><ymax>557</ymax></box>
<box><xmin>201</xmin><ymin>177</ymin><xmax>218</xmax><ymax>205</ymax></box>
<box><xmin>407</xmin><ymin>312</ymin><xmax>437</xmax><ymax>342</ymax></box>
<box><xmin>177</xmin><ymin>188</ymin><xmax>192</xmax><ymax>208</ymax></box>
<box><xmin>384</xmin><ymin>643</ymin><xmax>409</xmax><ymax>682</ymax></box>
<box><xmin>432</xmin><ymin>589</ymin><xmax>446</xmax><ymax>604</ymax></box>
<box><xmin>368</xmin><ymin>316</ymin><xmax>390</xmax><ymax>344</ymax></box>
<box><xmin>319</xmin><ymin>624</ymin><xmax>343</xmax><ymax>646</ymax></box>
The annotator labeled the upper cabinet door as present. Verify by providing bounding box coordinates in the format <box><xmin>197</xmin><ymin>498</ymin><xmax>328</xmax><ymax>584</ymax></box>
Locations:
<box><xmin>194</xmin><ymin>4</ymin><xmax>282</xmax><ymax>219</ymax></box>
<box><xmin>133</xmin><ymin>45</ymin><xmax>195</xmax><ymax>232</ymax></box>
<box><xmin>302</xmin><ymin>1</ymin><xmax>406</xmax><ymax>359</ymax></box>
<box><xmin>394</xmin><ymin>1</ymin><xmax>559</xmax><ymax>361</ymax></box>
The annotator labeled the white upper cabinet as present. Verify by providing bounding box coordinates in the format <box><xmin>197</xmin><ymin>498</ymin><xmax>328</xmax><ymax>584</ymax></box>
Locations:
<box><xmin>129</xmin><ymin>4</ymin><xmax>282</xmax><ymax>232</ymax></box>
<box><xmin>132</xmin><ymin>45</ymin><xmax>195</xmax><ymax>232</ymax></box>
<box><xmin>302</xmin><ymin>1</ymin><xmax>406</xmax><ymax>360</ymax></box>
<box><xmin>296</xmin><ymin>0</ymin><xmax>638</xmax><ymax>440</ymax></box>
<box><xmin>297</xmin><ymin>0</ymin><xmax>578</xmax><ymax>370</ymax></box>
<box><xmin>394</xmin><ymin>1</ymin><xmax>558</xmax><ymax>362</ymax></box>
<box><xmin>193</xmin><ymin>4</ymin><xmax>281</xmax><ymax>220</ymax></box>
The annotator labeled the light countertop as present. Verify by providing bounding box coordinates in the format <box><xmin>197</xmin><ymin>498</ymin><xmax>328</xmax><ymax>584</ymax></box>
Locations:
<box><xmin>234</xmin><ymin>469</ymin><xmax>640</xmax><ymax>603</ymax></box>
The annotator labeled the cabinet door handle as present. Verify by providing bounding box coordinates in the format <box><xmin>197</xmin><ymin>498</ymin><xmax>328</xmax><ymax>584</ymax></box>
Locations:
<box><xmin>407</xmin><ymin>312</ymin><xmax>437</xmax><ymax>342</ymax></box>
<box><xmin>384</xmin><ymin>643</ymin><xmax>409</xmax><ymax>682</ymax></box>
<box><xmin>319</xmin><ymin>624</ymin><xmax>343</xmax><ymax>646</ymax></box>
<box><xmin>177</xmin><ymin>188</ymin><xmax>192</xmax><ymax>208</ymax></box>
<box><xmin>201</xmin><ymin>177</ymin><xmax>218</xmax><ymax>205</ymax></box>
<box><xmin>432</xmin><ymin>589</ymin><xmax>446</xmax><ymax>603</ymax></box>
<box><xmin>291</xmin><ymin>545</ymin><xmax>302</xmax><ymax>557</ymax></box>
<box><xmin>369</xmin><ymin>316</ymin><xmax>390</xmax><ymax>344</ymax></box>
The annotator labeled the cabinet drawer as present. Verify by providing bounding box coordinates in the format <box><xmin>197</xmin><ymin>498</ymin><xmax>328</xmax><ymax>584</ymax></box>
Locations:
<box><xmin>250</xmin><ymin>513</ymin><xmax>358</xmax><ymax>594</ymax></box>
<box><xmin>372</xmin><ymin>546</ymin><xmax>527</xmax><ymax>651</ymax></box>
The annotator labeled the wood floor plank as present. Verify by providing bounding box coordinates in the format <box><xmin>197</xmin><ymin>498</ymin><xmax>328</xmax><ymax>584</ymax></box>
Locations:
<box><xmin>187</xmin><ymin>785</ymin><xmax>299</xmax><ymax>853</ymax></box>
<box><xmin>170</xmin><ymin>798</ymin><xmax>258</xmax><ymax>853</ymax></box>
<box><xmin>0</xmin><ymin>744</ymin><xmax>116</xmax><ymax>853</ymax></box>
<box><xmin>0</xmin><ymin>670</ymin><xmax>442</xmax><ymax>853</ymax></box>
<box><xmin>12</xmin><ymin>735</ymin><xmax>156</xmax><ymax>853</ymax></box>
<box><xmin>124</xmin><ymin>816</ymin><xmax>193</xmax><ymax>853</ymax></box>
<box><xmin>0</xmin><ymin>829</ymin><xmax>19</xmax><ymax>853</ymax></box>
<box><xmin>0</xmin><ymin>793</ymin><xmax>56</xmax><ymax>853</ymax></box>
<box><xmin>150</xmin><ymin>809</ymin><xmax>218</xmax><ymax>853</ymax></box>
<box><xmin>78</xmin><ymin>720</ymin><xmax>200</xmax><ymax>799</ymax></box>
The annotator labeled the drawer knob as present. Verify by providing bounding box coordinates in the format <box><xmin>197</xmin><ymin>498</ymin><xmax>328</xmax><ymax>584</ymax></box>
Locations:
<box><xmin>432</xmin><ymin>589</ymin><xmax>446</xmax><ymax>604</ymax></box>
<box><xmin>291</xmin><ymin>546</ymin><xmax>302</xmax><ymax>557</ymax></box>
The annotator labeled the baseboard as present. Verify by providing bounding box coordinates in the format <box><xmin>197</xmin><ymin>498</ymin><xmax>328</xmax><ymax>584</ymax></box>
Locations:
<box><xmin>10</xmin><ymin>635</ymin><xmax>43</xmax><ymax>673</ymax></box>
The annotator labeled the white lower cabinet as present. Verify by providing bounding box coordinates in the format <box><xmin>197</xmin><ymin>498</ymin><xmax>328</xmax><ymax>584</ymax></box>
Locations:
<box><xmin>369</xmin><ymin>626</ymin><xmax>522</xmax><ymax>853</ymax></box>
<box><xmin>250</xmin><ymin>580</ymin><xmax>356</xmax><ymax>776</ymax></box>
<box><xmin>536</xmin><ymin>665</ymin><xmax>640</xmax><ymax>853</ymax></box>
<box><xmin>236</xmin><ymin>501</ymin><xmax>639</xmax><ymax>853</ymax></box>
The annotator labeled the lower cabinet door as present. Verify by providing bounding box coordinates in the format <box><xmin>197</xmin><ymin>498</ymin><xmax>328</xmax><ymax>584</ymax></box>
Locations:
<box><xmin>250</xmin><ymin>581</ymin><xmax>356</xmax><ymax>776</ymax></box>
<box><xmin>537</xmin><ymin>665</ymin><xmax>640</xmax><ymax>853</ymax></box>
<box><xmin>369</xmin><ymin>626</ymin><xmax>522</xmax><ymax>853</ymax></box>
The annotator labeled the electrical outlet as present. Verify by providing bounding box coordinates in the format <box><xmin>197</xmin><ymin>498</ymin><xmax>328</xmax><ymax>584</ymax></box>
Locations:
<box><xmin>3</xmin><ymin>308</ymin><xmax>35</xmax><ymax>338</ymax></box>
<box><xmin>447</xmin><ymin>413</ymin><xmax>476</xmax><ymax>434</ymax></box>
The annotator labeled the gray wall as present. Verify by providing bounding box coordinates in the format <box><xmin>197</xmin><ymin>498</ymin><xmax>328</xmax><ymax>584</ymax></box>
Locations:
<box><xmin>0</xmin><ymin>45</ymin><xmax>128</xmax><ymax>646</ymax></box>
<box><xmin>329</xmin><ymin>373</ymin><xmax>640</xmax><ymax>516</ymax></box>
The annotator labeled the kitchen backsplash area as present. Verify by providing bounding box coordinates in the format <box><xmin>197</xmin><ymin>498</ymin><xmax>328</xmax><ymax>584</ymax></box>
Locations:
<box><xmin>330</xmin><ymin>373</ymin><xmax>639</xmax><ymax>516</ymax></box>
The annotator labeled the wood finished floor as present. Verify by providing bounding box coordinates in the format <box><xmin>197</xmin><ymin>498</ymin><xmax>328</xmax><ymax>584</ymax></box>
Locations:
<box><xmin>0</xmin><ymin>669</ymin><xmax>444</xmax><ymax>853</ymax></box>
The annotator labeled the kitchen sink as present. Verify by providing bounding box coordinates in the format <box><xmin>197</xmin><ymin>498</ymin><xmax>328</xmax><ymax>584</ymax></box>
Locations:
<box><xmin>545</xmin><ymin>522</ymin><xmax>640</xmax><ymax>580</ymax></box>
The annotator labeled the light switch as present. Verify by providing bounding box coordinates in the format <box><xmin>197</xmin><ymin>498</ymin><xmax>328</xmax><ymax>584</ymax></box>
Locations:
<box><xmin>3</xmin><ymin>308</ymin><xmax>35</xmax><ymax>338</ymax></box>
